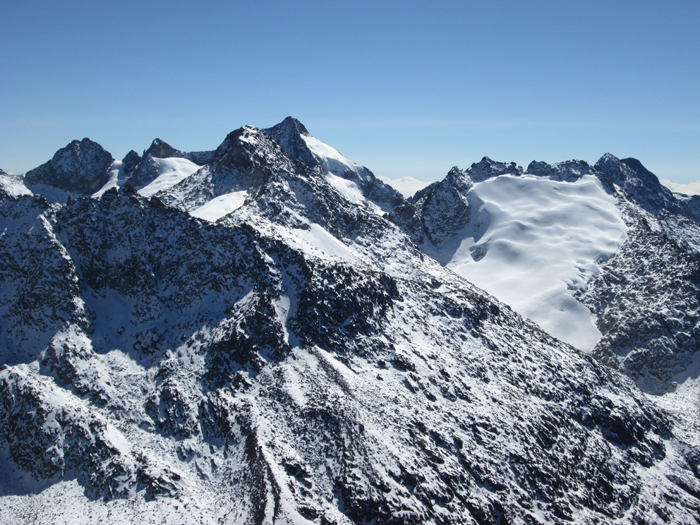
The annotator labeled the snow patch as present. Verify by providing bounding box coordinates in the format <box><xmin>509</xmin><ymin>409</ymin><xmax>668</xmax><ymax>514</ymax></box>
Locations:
<box><xmin>138</xmin><ymin>158</ymin><xmax>200</xmax><ymax>197</ymax></box>
<box><xmin>93</xmin><ymin>160</ymin><xmax>127</xmax><ymax>198</ymax></box>
<box><xmin>0</xmin><ymin>172</ymin><xmax>32</xmax><ymax>197</ymax></box>
<box><xmin>190</xmin><ymin>191</ymin><xmax>248</xmax><ymax>222</ymax></box>
<box><xmin>281</xmin><ymin>223</ymin><xmax>367</xmax><ymax>267</ymax></box>
<box><xmin>326</xmin><ymin>173</ymin><xmax>365</xmax><ymax>205</ymax></box>
<box><xmin>301</xmin><ymin>135</ymin><xmax>358</xmax><ymax>177</ymax></box>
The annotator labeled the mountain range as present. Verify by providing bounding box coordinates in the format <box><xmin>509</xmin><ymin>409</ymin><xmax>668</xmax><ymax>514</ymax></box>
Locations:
<box><xmin>0</xmin><ymin>117</ymin><xmax>699</xmax><ymax>524</ymax></box>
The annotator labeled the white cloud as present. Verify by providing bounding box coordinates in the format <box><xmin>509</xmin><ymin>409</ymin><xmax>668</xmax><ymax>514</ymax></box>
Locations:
<box><xmin>378</xmin><ymin>176</ymin><xmax>432</xmax><ymax>198</ymax></box>
<box><xmin>661</xmin><ymin>179</ymin><xmax>700</xmax><ymax>196</ymax></box>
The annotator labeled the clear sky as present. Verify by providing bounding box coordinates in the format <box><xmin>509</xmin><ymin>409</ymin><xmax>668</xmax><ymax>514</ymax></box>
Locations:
<box><xmin>1</xmin><ymin>0</ymin><xmax>699</xmax><ymax>183</ymax></box>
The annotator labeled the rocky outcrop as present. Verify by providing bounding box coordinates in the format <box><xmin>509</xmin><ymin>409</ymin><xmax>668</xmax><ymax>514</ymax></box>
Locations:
<box><xmin>24</xmin><ymin>138</ymin><xmax>113</xmax><ymax>194</ymax></box>
<box><xmin>527</xmin><ymin>159</ymin><xmax>593</xmax><ymax>182</ymax></box>
<box><xmin>121</xmin><ymin>150</ymin><xmax>142</xmax><ymax>175</ymax></box>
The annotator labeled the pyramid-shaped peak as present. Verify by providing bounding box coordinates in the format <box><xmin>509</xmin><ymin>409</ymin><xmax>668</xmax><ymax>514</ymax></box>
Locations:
<box><xmin>263</xmin><ymin>117</ymin><xmax>308</xmax><ymax>138</ymax></box>
<box><xmin>442</xmin><ymin>166</ymin><xmax>473</xmax><ymax>193</ymax></box>
<box><xmin>262</xmin><ymin>117</ymin><xmax>318</xmax><ymax>168</ymax></box>
<box><xmin>271</xmin><ymin>116</ymin><xmax>310</xmax><ymax>137</ymax></box>
<box><xmin>593</xmin><ymin>153</ymin><xmax>622</xmax><ymax>172</ymax></box>
<box><xmin>594</xmin><ymin>154</ymin><xmax>662</xmax><ymax>190</ymax></box>
<box><xmin>144</xmin><ymin>138</ymin><xmax>183</xmax><ymax>159</ymax></box>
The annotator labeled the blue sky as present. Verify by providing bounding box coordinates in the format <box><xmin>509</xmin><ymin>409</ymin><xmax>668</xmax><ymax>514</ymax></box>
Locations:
<box><xmin>2</xmin><ymin>0</ymin><xmax>699</xmax><ymax>183</ymax></box>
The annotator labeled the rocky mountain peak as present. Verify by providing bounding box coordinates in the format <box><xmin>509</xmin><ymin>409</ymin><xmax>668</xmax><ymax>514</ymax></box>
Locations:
<box><xmin>144</xmin><ymin>138</ymin><xmax>184</xmax><ymax>159</ymax></box>
<box><xmin>594</xmin><ymin>153</ymin><xmax>677</xmax><ymax>216</ymax></box>
<box><xmin>444</xmin><ymin>166</ymin><xmax>474</xmax><ymax>192</ymax></box>
<box><xmin>156</xmin><ymin>125</ymin><xmax>307</xmax><ymax>213</ymax></box>
<box><xmin>24</xmin><ymin>137</ymin><xmax>113</xmax><ymax>194</ymax></box>
<box><xmin>262</xmin><ymin>116</ymin><xmax>318</xmax><ymax>169</ymax></box>
<box><xmin>388</xmin><ymin>165</ymin><xmax>474</xmax><ymax>246</ymax></box>
<box><xmin>467</xmin><ymin>156</ymin><xmax>523</xmax><ymax>183</ymax></box>
<box><xmin>274</xmin><ymin>116</ymin><xmax>311</xmax><ymax>136</ymax></box>
<box><xmin>527</xmin><ymin>159</ymin><xmax>593</xmax><ymax>182</ymax></box>
<box><xmin>213</xmin><ymin>125</ymin><xmax>280</xmax><ymax>170</ymax></box>
<box><xmin>121</xmin><ymin>150</ymin><xmax>142</xmax><ymax>175</ymax></box>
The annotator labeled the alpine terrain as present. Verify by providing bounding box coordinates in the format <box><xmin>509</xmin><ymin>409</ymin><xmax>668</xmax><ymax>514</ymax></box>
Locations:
<box><xmin>0</xmin><ymin>117</ymin><xmax>699</xmax><ymax>524</ymax></box>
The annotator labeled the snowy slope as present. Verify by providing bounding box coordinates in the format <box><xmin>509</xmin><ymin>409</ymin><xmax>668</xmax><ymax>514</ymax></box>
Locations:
<box><xmin>136</xmin><ymin>157</ymin><xmax>200</xmax><ymax>197</ymax></box>
<box><xmin>434</xmin><ymin>173</ymin><xmax>627</xmax><ymax>350</ymax></box>
<box><xmin>0</xmin><ymin>169</ymin><xmax>32</xmax><ymax>198</ymax></box>
<box><xmin>190</xmin><ymin>190</ymin><xmax>248</xmax><ymax>221</ymax></box>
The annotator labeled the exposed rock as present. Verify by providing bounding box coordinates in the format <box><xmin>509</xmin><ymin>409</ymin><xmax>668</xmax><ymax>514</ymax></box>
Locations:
<box><xmin>24</xmin><ymin>138</ymin><xmax>113</xmax><ymax>194</ymax></box>
<box><xmin>121</xmin><ymin>150</ymin><xmax>142</xmax><ymax>175</ymax></box>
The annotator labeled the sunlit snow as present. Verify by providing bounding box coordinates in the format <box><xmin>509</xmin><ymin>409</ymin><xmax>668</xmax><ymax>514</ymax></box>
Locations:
<box><xmin>190</xmin><ymin>191</ymin><xmax>248</xmax><ymax>222</ymax></box>
<box><xmin>138</xmin><ymin>158</ymin><xmax>200</xmax><ymax>197</ymax></box>
<box><xmin>326</xmin><ymin>173</ymin><xmax>365</xmax><ymax>205</ymax></box>
<box><xmin>301</xmin><ymin>134</ymin><xmax>358</xmax><ymax>177</ymax></box>
<box><xmin>93</xmin><ymin>160</ymin><xmax>126</xmax><ymax>198</ymax></box>
<box><xmin>0</xmin><ymin>172</ymin><xmax>32</xmax><ymax>197</ymax></box>
<box><xmin>301</xmin><ymin>133</ymin><xmax>388</xmax><ymax>214</ymax></box>
<box><xmin>434</xmin><ymin>174</ymin><xmax>627</xmax><ymax>351</ymax></box>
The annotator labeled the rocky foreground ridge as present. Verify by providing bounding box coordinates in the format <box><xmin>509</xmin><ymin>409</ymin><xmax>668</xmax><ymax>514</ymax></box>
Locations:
<box><xmin>0</xmin><ymin>117</ymin><xmax>699</xmax><ymax>524</ymax></box>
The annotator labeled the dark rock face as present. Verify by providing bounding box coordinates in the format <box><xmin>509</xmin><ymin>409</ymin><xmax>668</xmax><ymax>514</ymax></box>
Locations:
<box><xmin>0</xmin><ymin>195</ymin><xmax>87</xmax><ymax>366</ymax></box>
<box><xmin>467</xmin><ymin>156</ymin><xmax>523</xmax><ymax>183</ymax></box>
<box><xmin>24</xmin><ymin>138</ymin><xmax>113</xmax><ymax>194</ymax></box>
<box><xmin>389</xmin><ymin>167</ymin><xmax>474</xmax><ymax>246</ymax></box>
<box><xmin>594</xmin><ymin>154</ymin><xmax>679</xmax><ymax>216</ymax></box>
<box><xmin>143</xmin><ymin>138</ymin><xmax>184</xmax><ymax>160</ymax></box>
<box><xmin>185</xmin><ymin>149</ymin><xmax>215</xmax><ymax>165</ymax></box>
<box><xmin>158</xmin><ymin>125</ymin><xmax>306</xmax><ymax>212</ymax></box>
<box><xmin>126</xmin><ymin>139</ymin><xmax>184</xmax><ymax>189</ymax></box>
<box><xmin>121</xmin><ymin>150</ymin><xmax>142</xmax><ymax>175</ymax></box>
<box><xmin>578</xmin><ymin>199</ymin><xmax>700</xmax><ymax>392</ymax></box>
<box><xmin>263</xmin><ymin>116</ymin><xmax>318</xmax><ymax>169</ymax></box>
<box><xmin>126</xmin><ymin>154</ymin><xmax>161</xmax><ymax>189</ymax></box>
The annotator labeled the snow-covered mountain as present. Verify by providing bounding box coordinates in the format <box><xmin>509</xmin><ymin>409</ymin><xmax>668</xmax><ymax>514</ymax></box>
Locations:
<box><xmin>1</xmin><ymin>119</ymin><xmax>699</xmax><ymax>524</ymax></box>
<box><xmin>389</xmin><ymin>159</ymin><xmax>627</xmax><ymax>351</ymax></box>
<box><xmin>389</xmin><ymin>153</ymin><xmax>700</xmax><ymax>443</ymax></box>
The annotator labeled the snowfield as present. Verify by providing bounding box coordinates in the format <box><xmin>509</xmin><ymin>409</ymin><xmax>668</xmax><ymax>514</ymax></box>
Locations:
<box><xmin>137</xmin><ymin>157</ymin><xmax>200</xmax><ymax>197</ymax></box>
<box><xmin>430</xmin><ymin>174</ymin><xmax>627</xmax><ymax>350</ymax></box>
